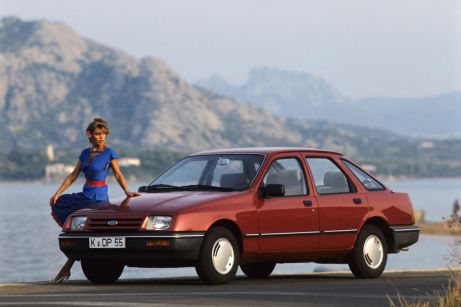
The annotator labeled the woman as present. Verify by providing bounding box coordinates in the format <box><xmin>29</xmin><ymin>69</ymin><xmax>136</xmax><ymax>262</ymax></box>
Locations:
<box><xmin>49</xmin><ymin>118</ymin><xmax>140</xmax><ymax>282</ymax></box>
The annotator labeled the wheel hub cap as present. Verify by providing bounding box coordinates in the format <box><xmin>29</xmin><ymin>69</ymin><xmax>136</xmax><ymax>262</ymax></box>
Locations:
<box><xmin>211</xmin><ymin>238</ymin><xmax>235</xmax><ymax>275</ymax></box>
<box><xmin>363</xmin><ymin>234</ymin><xmax>384</xmax><ymax>269</ymax></box>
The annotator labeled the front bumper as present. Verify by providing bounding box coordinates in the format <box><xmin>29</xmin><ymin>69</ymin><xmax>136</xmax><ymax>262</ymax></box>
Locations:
<box><xmin>389</xmin><ymin>225</ymin><xmax>420</xmax><ymax>252</ymax></box>
<box><xmin>58</xmin><ymin>232</ymin><xmax>205</xmax><ymax>267</ymax></box>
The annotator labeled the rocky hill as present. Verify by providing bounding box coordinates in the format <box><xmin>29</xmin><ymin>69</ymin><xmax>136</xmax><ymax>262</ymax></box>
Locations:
<box><xmin>0</xmin><ymin>17</ymin><xmax>297</xmax><ymax>151</ymax></box>
<box><xmin>198</xmin><ymin>69</ymin><xmax>461</xmax><ymax>138</ymax></box>
<box><xmin>0</xmin><ymin>17</ymin><xmax>392</xmax><ymax>154</ymax></box>
<box><xmin>197</xmin><ymin>68</ymin><xmax>348</xmax><ymax>116</ymax></box>
<box><xmin>0</xmin><ymin>17</ymin><xmax>460</xmax><ymax>179</ymax></box>
<box><xmin>0</xmin><ymin>17</ymin><xmax>459</xmax><ymax>167</ymax></box>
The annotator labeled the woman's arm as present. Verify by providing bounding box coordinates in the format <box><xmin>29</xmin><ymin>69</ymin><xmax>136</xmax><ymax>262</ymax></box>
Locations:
<box><xmin>111</xmin><ymin>159</ymin><xmax>141</xmax><ymax>197</ymax></box>
<box><xmin>49</xmin><ymin>160</ymin><xmax>82</xmax><ymax>206</ymax></box>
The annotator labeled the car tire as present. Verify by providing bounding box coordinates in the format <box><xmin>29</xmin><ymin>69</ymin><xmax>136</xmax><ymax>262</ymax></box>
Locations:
<box><xmin>240</xmin><ymin>262</ymin><xmax>276</xmax><ymax>279</ymax></box>
<box><xmin>81</xmin><ymin>259</ymin><xmax>124</xmax><ymax>284</ymax></box>
<box><xmin>195</xmin><ymin>226</ymin><xmax>239</xmax><ymax>284</ymax></box>
<box><xmin>348</xmin><ymin>224</ymin><xmax>387</xmax><ymax>278</ymax></box>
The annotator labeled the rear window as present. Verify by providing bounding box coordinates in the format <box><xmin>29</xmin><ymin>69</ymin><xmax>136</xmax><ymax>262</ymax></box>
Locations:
<box><xmin>342</xmin><ymin>160</ymin><xmax>385</xmax><ymax>191</ymax></box>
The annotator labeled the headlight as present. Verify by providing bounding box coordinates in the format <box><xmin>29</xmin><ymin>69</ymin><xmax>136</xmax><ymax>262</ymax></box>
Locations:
<box><xmin>141</xmin><ymin>216</ymin><xmax>172</xmax><ymax>231</ymax></box>
<box><xmin>70</xmin><ymin>216</ymin><xmax>87</xmax><ymax>231</ymax></box>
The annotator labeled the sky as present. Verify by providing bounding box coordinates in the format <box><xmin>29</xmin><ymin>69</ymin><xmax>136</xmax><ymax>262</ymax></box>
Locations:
<box><xmin>1</xmin><ymin>0</ymin><xmax>460</xmax><ymax>99</ymax></box>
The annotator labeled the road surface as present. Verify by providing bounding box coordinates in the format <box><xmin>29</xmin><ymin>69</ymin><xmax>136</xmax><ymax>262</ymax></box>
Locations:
<box><xmin>0</xmin><ymin>270</ymin><xmax>453</xmax><ymax>306</ymax></box>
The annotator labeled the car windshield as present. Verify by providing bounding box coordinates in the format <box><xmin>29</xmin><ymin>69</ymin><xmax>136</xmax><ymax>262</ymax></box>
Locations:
<box><xmin>149</xmin><ymin>154</ymin><xmax>265</xmax><ymax>191</ymax></box>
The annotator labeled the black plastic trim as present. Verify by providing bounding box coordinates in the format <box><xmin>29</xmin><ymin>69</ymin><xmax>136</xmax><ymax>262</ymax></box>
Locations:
<box><xmin>390</xmin><ymin>225</ymin><xmax>420</xmax><ymax>252</ymax></box>
<box><xmin>58</xmin><ymin>232</ymin><xmax>204</xmax><ymax>266</ymax></box>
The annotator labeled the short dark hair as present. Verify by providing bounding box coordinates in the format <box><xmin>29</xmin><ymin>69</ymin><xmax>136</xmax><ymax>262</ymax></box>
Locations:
<box><xmin>85</xmin><ymin>118</ymin><xmax>110</xmax><ymax>144</ymax></box>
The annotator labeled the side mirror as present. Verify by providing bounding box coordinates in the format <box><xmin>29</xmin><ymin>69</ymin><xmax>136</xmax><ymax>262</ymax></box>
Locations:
<box><xmin>138</xmin><ymin>186</ymin><xmax>147</xmax><ymax>192</ymax></box>
<box><xmin>260</xmin><ymin>184</ymin><xmax>285</xmax><ymax>198</ymax></box>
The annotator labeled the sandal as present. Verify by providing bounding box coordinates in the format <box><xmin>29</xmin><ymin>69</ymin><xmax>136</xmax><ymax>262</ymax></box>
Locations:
<box><xmin>51</xmin><ymin>272</ymin><xmax>70</xmax><ymax>283</ymax></box>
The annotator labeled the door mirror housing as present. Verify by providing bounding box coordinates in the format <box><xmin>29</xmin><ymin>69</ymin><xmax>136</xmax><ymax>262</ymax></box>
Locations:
<box><xmin>260</xmin><ymin>184</ymin><xmax>285</xmax><ymax>198</ymax></box>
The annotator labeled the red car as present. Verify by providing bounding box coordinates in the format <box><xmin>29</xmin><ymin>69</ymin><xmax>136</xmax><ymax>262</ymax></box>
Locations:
<box><xmin>59</xmin><ymin>147</ymin><xmax>419</xmax><ymax>284</ymax></box>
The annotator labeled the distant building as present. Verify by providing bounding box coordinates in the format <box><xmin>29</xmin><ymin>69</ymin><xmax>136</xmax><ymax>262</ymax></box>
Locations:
<box><xmin>420</xmin><ymin>141</ymin><xmax>434</xmax><ymax>149</ymax></box>
<box><xmin>414</xmin><ymin>209</ymin><xmax>425</xmax><ymax>223</ymax></box>
<box><xmin>118</xmin><ymin>157</ymin><xmax>141</xmax><ymax>167</ymax></box>
<box><xmin>45</xmin><ymin>163</ymin><xmax>74</xmax><ymax>178</ymax></box>
<box><xmin>46</xmin><ymin>144</ymin><xmax>55</xmax><ymax>161</ymax></box>
<box><xmin>361</xmin><ymin>164</ymin><xmax>377</xmax><ymax>173</ymax></box>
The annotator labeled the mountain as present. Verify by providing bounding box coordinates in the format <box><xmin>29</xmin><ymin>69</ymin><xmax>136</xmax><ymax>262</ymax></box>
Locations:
<box><xmin>197</xmin><ymin>68</ymin><xmax>348</xmax><ymax>116</ymax></box>
<box><xmin>0</xmin><ymin>16</ymin><xmax>460</xmax><ymax>176</ymax></box>
<box><xmin>338</xmin><ymin>93</ymin><xmax>461</xmax><ymax>137</ymax></box>
<box><xmin>0</xmin><ymin>17</ymin><xmax>300</xmax><ymax>152</ymax></box>
<box><xmin>0</xmin><ymin>17</ymin><xmax>392</xmax><ymax>154</ymax></box>
<box><xmin>197</xmin><ymin>69</ymin><xmax>461</xmax><ymax>138</ymax></box>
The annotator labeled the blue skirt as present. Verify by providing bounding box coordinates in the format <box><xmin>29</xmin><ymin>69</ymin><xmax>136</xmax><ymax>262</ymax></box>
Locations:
<box><xmin>51</xmin><ymin>192</ymin><xmax>105</xmax><ymax>226</ymax></box>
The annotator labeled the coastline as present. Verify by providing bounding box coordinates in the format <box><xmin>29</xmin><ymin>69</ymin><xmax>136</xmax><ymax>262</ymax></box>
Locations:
<box><xmin>419</xmin><ymin>222</ymin><xmax>461</xmax><ymax>236</ymax></box>
<box><xmin>1</xmin><ymin>175</ymin><xmax>461</xmax><ymax>186</ymax></box>
<box><xmin>0</xmin><ymin>177</ymin><xmax>144</xmax><ymax>185</ymax></box>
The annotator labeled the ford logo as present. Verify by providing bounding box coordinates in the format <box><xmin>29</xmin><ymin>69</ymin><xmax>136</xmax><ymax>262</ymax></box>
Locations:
<box><xmin>107</xmin><ymin>220</ymin><xmax>118</xmax><ymax>226</ymax></box>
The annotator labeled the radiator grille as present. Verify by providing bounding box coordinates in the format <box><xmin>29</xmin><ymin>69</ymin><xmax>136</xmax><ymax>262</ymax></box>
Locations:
<box><xmin>86</xmin><ymin>217</ymin><xmax>144</xmax><ymax>232</ymax></box>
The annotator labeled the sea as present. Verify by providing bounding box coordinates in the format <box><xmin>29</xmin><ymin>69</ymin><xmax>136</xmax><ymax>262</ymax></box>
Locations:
<box><xmin>0</xmin><ymin>178</ymin><xmax>460</xmax><ymax>282</ymax></box>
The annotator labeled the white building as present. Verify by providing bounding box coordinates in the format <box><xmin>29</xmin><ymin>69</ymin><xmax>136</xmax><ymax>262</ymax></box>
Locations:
<box><xmin>46</xmin><ymin>144</ymin><xmax>55</xmax><ymax>161</ymax></box>
<box><xmin>118</xmin><ymin>157</ymin><xmax>141</xmax><ymax>167</ymax></box>
<box><xmin>45</xmin><ymin>163</ymin><xmax>74</xmax><ymax>178</ymax></box>
<box><xmin>420</xmin><ymin>141</ymin><xmax>434</xmax><ymax>149</ymax></box>
<box><xmin>361</xmin><ymin>164</ymin><xmax>377</xmax><ymax>173</ymax></box>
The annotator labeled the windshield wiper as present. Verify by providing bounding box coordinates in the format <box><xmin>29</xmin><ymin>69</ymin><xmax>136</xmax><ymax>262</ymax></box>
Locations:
<box><xmin>144</xmin><ymin>184</ymin><xmax>183</xmax><ymax>192</ymax></box>
<box><xmin>179</xmin><ymin>184</ymin><xmax>238</xmax><ymax>191</ymax></box>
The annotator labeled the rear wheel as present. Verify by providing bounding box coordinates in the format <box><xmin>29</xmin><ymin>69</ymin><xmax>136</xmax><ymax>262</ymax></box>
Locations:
<box><xmin>195</xmin><ymin>226</ymin><xmax>239</xmax><ymax>284</ymax></box>
<box><xmin>348</xmin><ymin>224</ymin><xmax>387</xmax><ymax>278</ymax></box>
<box><xmin>81</xmin><ymin>259</ymin><xmax>124</xmax><ymax>284</ymax></box>
<box><xmin>241</xmin><ymin>262</ymin><xmax>276</xmax><ymax>279</ymax></box>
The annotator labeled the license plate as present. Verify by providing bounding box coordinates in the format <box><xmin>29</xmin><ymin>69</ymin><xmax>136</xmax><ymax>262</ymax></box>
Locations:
<box><xmin>89</xmin><ymin>237</ymin><xmax>125</xmax><ymax>249</ymax></box>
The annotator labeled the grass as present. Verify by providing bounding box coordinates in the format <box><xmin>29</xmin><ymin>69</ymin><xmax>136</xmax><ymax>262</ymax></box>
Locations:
<box><xmin>388</xmin><ymin>271</ymin><xmax>461</xmax><ymax>307</ymax></box>
<box><xmin>419</xmin><ymin>222</ymin><xmax>461</xmax><ymax>236</ymax></box>
<box><xmin>389</xmin><ymin>218</ymin><xmax>461</xmax><ymax>307</ymax></box>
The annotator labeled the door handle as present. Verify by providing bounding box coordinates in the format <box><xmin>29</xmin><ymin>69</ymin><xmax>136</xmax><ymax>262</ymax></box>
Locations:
<box><xmin>303</xmin><ymin>200</ymin><xmax>313</xmax><ymax>207</ymax></box>
<box><xmin>353</xmin><ymin>198</ymin><xmax>362</xmax><ymax>205</ymax></box>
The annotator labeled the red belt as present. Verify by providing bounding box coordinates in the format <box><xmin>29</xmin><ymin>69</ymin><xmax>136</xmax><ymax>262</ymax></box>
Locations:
<box><xmin>85</xmin><ymin>180</ymin><xmax>106</xmax><ymax>187</ymax></box>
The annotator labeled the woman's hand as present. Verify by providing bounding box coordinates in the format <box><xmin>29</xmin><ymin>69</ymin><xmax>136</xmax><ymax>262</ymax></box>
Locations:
<box><xmin>111</xmin><ymin>159</ymin><xmax>141</xmax><ymax>198</ymax></box>
<box><xmin>49</xmin><ymin>160</ymin><xmax>81</xmax><ymax>207</ymax></box>
<box><xmin>125</xmin><ymin>191</ymin><xmax>141</xmax><ymax>197</ymax></box>
<box><xmin>49</xmin><ymin>194</ymin><xmax>60</xmax><ymax>206</ymax></box>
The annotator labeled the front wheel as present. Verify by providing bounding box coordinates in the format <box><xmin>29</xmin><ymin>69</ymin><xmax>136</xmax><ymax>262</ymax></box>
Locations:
<box><xmin>195</xmin><ymin>226</ymin><xmax>239</xmax><ymax>284</ymax></box>
<box><xmin>348</xmin><ymin>224</ymin><xmax>387</xmax><ymax>278</ymax></box>
<box><xmin>241</xmin><ymin>262</ymin><xmax>276</xmax><ymax>279</ymax></box>
<box><xmin>81</xmin><ymin>259</ymin><xmax>124</xmax><ymax>284</ymax></box>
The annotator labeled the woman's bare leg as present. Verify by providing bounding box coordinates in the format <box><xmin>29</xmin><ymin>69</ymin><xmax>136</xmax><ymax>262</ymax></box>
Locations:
<box><xmin>53</xmin><ymin>258</ymin><xmax>74</xmax><ymax>282</ymax></box>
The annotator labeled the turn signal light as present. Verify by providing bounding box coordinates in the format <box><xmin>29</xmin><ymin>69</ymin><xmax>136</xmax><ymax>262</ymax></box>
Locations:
<box><xmin>146</xmin><ymin>239</ymin><xmax>170</xmax><ymax>247</ymax></box>
<box><xmin>60</xmin><ymin>240</ymin><xmax>75</xmax><ymax>248</ymax></box>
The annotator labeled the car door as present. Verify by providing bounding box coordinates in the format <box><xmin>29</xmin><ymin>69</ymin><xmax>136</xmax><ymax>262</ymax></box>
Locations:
<box><xmin>257</xmin><ymin>154</ymin><xmax>319</xmax><ymax>252</ymax></box>
<box><xmin>305</xmin><ymin>156</ymin><xmax>369</xmax><ymax>249</ymax></box>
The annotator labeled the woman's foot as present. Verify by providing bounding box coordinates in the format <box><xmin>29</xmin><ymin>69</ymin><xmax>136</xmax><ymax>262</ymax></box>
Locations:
<box><xmin>52</xmin><ymin>270</ymin><xmax>70</xmax><ymax>283</ymax></box>
<box><xmin>52</xmin><ymin>258</ymin><xmax>74</xmax><ymax>283</ymax></box>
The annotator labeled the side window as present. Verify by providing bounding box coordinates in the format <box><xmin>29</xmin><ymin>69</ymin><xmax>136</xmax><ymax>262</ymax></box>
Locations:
<box><xmin>262</xmin><ymin>158</ymin><xmax>308</xmax><ymax>196</ymax></box>
<box><xmin>306</xmin><ymin>157</ymin><xmax>351</xmax><ymax>195</ymax></box>
<box><xmin>343</xmin><ymin>160</ymin><xmax>385</xmax><ymax>191</ymax></box>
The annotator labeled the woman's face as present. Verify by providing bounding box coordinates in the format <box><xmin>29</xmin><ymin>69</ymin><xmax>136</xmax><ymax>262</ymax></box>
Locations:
<box><xmin>90</xmin><ymin>128</ymin><xmax>107</xmax><ymax>148</ymax></box>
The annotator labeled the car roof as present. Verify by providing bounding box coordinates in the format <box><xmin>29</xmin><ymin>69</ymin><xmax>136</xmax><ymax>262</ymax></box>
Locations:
<box><xmin>191</xmin><ymin>147</ymin><xmax>342</xmax><ymax>156</ymax></box>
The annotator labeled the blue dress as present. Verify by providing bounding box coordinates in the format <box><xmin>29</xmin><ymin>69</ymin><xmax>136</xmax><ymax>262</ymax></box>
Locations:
<box><xmin>51</xmin><ymin>147</ymin><xmax>119</xmax><ymax>225</ymax></box>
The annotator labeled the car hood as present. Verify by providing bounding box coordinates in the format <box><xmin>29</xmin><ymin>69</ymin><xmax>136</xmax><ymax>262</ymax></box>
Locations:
<box><xmin>78</xmin><ymin>191</ymin><xmax>245</xmax><ymax>215</ymax></box>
